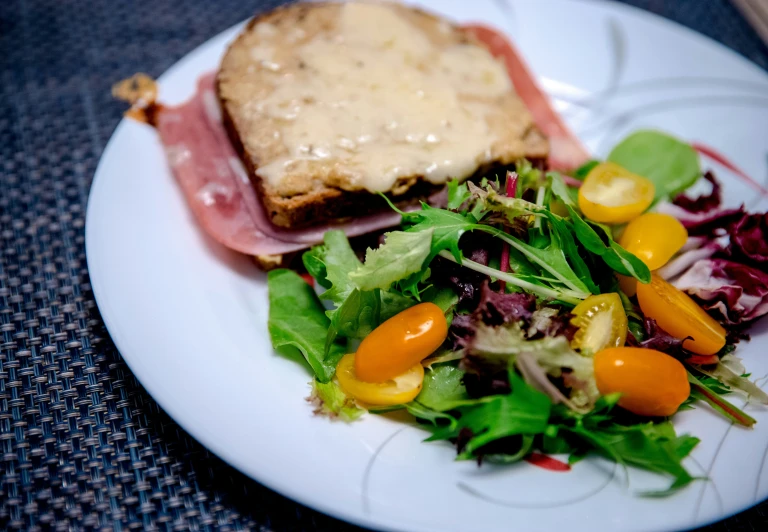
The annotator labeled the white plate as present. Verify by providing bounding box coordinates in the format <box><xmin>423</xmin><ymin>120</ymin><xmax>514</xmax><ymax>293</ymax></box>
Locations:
<box><xmin>86</xmin><ymin>1</ymin><xmax>768</xmax><ymax>530</ymax></box>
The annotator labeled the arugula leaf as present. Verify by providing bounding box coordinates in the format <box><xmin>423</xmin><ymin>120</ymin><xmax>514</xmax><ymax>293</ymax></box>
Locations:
<box><xmin>565</xmin><ymin>206</ymin><xmax>651</xmax><ymax>282</ymax></box>
<box><xmin>309</xmin><ymin>379</ymin><xmax>365</xmax><ymax>422</ymax></box>
<box><xmin>548</xmin><ymin>172</ymin><xmax>576</xmax><ymax>208</ymax></box>
<box><xmin>686</xmin><ymin>371</ymin><xmax>756</xmax><ymax>427</ymax></box>
<box><xmin>416</xmin><ymin>363</ymin><xmax>475</xmax><ymax>412</ymax></box>
<box><xmin>349</xmin><ymin>229</ymin><xmax>433</xmax><ymax>291</ymax></box>
<box><xmin>453</xmin><ymin>371</ymin><xmax>551</xmax><ymax>458</ymax></box>
<box><xmin>447</xmin><ymin>179</ymin><xmax>471</xmax><ymax>211</ymax></box>
<box><xmin>404</xmin><ymin>205</ymin><xmax>475</xmax><ymax>262</ymax></box>
<box><xmin>607</xmin><ymin>130</ymin><xmax>700</xmax><ymax>200</ymax></box>
<box><xmin>567</xmin><ymin>422</ymin><xmax>699</xmax><ymax>496</ymax></box>
<box><xmin>267</xmin><ymin>269</ymin><xmax>345</xmax><ymax>382</ymax></box>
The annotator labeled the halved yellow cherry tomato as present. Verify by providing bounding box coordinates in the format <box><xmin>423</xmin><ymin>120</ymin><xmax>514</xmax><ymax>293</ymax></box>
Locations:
<box><xmin>636</xmin><ymin>274</ymin><xmax>726</xmax><ymax>356</ymax></box>
<box><xmin>336</xmin><ymin>354</ymin><xmax>424</xmax><ymax>406</ymax></box>
<box><xmin>355</xmin><ymin>302</ymin><xmax>447</xmax><ymax>383</ymax></box>
<box><xmin>618</xmin><ymin>213</ymin><xmax>688</xmax><ymax>271</ymax></box>
<box><xmin>578</xmin><ymin>162</ymin><xmax>655</xmax><ymax>224</ymax></box>
<box><xmin>594</xmin><ymin>347</ymin><xmax>689</xmax><ymax>417</ymax></box>
<box><xmin>570</xmin><ymin>293</ymin><xmax>628</xmax><ymax>355</ymax></box>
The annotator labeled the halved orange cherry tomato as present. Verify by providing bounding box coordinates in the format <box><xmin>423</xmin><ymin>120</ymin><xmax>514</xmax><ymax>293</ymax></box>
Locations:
<box><xmin>570</xmin><ymin>293</ymin><xmax>628</xmax><ymax>355</ymax></box>
<box><xmin>578</xmin><ymin>162</ymin><xmax>655</xmax><ymax>224</ymax></box>
<box><xmin>355</xmin><ymin>302</ymin><xmax>447</xmax><ymax>382</ymax></box>
<box><xmin>636</xmin><ymin>274</ymin><xmax>726</xmax><ymax>356</ymax></box>
<box><xmin>618</xmin><ymin>213</ymin><xmax>688</xmax><ymax>271</ymax></box>
<box><xmin>594</xmin><ymin>347</ymin><xmax>690</xmax><ymax>417</ymax></box>
<box><xmin>336</xmin><ymin>354</ymin><xmax>424</xmax><ymax>406</ymax></box>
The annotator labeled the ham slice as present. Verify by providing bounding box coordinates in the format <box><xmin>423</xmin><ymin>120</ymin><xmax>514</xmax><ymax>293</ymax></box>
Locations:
<box><xmin>154</xmin><ymin>25</ymin><xmax>589</xmax><ymax>258</ymax></box>
<box><xmin>156</xmin><ymin>74</ymin><xmax>405</xmax><ymax>256</ymax></box>
<box><xmin>465</xmin><ymin>24</ymin><xmax>591</xmax><ymax>171</ymax></box>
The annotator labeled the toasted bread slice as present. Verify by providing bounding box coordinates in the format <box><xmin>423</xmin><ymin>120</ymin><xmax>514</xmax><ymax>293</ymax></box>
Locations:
<box><xmin>218</xmin><ymin>1</ymin><xmax>548</xmax><ymax>229</ymax></box>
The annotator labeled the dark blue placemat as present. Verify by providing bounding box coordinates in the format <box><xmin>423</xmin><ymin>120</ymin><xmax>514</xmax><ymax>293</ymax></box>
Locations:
<box><xmin>0</xmin><ymin>0</ymin><xmax>766</xmax><ymax>530</ymax></box>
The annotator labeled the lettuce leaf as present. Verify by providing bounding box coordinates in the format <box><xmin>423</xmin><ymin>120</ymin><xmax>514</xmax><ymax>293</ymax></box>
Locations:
<box><xmin>308</xmin><ymin>379</ymin><xmax>365</xmax><ymax>422</ymax></box>
<box><xmin>349</xmin><ymin>229</ymin><xmax>433</xmax><ymax>291</ymax></box>
<box><xmin>267</xmin><ymin>269</ymin><xmax>345</xmax><ymax>382</ymax></box>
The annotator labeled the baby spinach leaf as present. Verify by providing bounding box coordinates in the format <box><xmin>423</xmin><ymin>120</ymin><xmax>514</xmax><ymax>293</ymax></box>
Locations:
<box><xmin>350</xmin><ymin>229</ymin><xmax>433</xmax><ymax>291</ymax></box>
<box><xmin>267</xmin><ymin>269</ymin><xmax>345</xmax><ymax>383</ymax></box>
<box><xmin>607</xmin><ymin>130</ymin><xmax>700</xmax><ymax>200</ymax></box>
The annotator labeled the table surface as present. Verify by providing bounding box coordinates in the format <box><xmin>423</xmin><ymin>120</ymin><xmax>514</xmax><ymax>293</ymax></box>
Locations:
<box><xmin>1</xmin><ymin>0</ymin><xmax>767</xmax><ymax>530</ymax></box>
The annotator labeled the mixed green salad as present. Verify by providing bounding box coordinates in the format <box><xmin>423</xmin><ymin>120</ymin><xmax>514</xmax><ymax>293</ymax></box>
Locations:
<box><xmin>267</xmin><ymin>130</ymin><xmax>768</xmax><ymax>495</ymax></box>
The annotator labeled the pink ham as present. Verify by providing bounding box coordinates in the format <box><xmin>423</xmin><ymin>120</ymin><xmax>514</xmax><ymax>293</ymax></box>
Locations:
<box><xmin>465</xmin><ymin>24</ymin><xmax>591</xmax><ymax>171</ymax></box>
<box><xmin>156</xmin><ymin>24</ymin><xmax>589</xmax><ymax>258</ymax></box>
<box><xmin>155</xmin><ymin>74</ymin><xmax>405</xmax><ymax>256</ymax></box>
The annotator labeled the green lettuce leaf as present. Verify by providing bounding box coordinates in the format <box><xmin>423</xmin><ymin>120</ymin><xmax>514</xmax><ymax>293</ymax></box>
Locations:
<box><xmin>308</xmin><ymin>379</ymin><xmax>365</xmax><ymax>422</ymax></box>
<box><xmin>267</xmin><ymin>269</ymin><xmax>345</xmax><ymax>382</ymax></box>
<box><xmin>349</xmin><ymin>229</ymin><xmax>433</xmax><ymax>291</ymax></box>
<box><xmin>318</xmin><ymin>230</ymin><xmax>363</xmax><ymax>306</ymax></box>
<box><xmin>417</xmin><ymin>363</ymin><xmax>475</xmax><ymax>412</ymax></box>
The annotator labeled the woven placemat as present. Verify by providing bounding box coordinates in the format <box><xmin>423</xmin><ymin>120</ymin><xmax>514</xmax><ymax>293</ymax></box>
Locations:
<box><xmin>1</xmin><ymin>0</ymin><xmax>766</xmax><ymax>530</ymax></box>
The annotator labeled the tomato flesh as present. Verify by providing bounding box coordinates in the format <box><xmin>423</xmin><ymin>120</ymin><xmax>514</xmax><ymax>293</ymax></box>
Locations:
<box><xmin>618</xmin><ymin>213</ymin><xmax>688</xmax><ymax>271</ymax></box>
<box><xmin>594</xmin><ymin>347</ymin><xmax>690</xmax><ymax>417</ymax></box>
<box><xmin>337</xmin><ymin>354</ymin><xmax>424</xmax><ymax>406</ymax></box>
<box><xmin>578</xmin><ymin>163</ymin><xmax>655</xmax><ymax>224</ymax></box>
<box><xmin>570</xmin><ymin>293</ymin><xmax>628</xmax><ymax>355</ymax></box>
<box><xmin>636</xmin><ymin>274</ymin><xmax>726</xmax><ymax>356</ymax></box>
<box><xmin>355</xmin><ymin>302</ymin><xmax>448</xmax><ymax>382</ymax></box>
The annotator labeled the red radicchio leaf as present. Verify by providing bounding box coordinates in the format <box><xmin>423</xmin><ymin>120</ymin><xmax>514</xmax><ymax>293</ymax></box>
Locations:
<box><xmin>659</xmin><ymin>172</ymin><xmax>745</xmax><ymax>237</ymax></box>
<box><xmin>730</xmin><ymin>213</ymin><xmax>768</xmax><ymax>270</ymax></box>
<box><xmin>674</xmin><ymin>259</ymin><xmax>768</xmax><ymax>325</ymax></box>
<box><xmin>673</xmin><ymin>171</ymin><xmax>722</xmax><ymax>212</ymax></box>
<box><xmin>627</xmin><ymin>317</ymin><xmax>689</xmax><ymax>355</ymax></box>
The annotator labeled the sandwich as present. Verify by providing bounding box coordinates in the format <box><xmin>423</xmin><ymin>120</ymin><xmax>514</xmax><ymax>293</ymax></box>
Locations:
<box><xmin>115</xmin><ymin>1</ymin><xmax>586</xmax><ymax>270</ymax></box>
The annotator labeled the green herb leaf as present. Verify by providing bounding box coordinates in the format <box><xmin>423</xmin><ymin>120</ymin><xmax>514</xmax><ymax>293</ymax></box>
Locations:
<box><xmin>566</xmin><ymin>206</ymin><xmax>651</xmax><ymax>282</ymax></box>
<box><xmin>404</xmin><ymin>205</ymin><xmax>476</xmax><ymax>262</ymax></box>
<box><xmin>567</xmin><ymin>422</ymin><xmax>699</xmax><ymax>496</ymax></box>
<box><xmin>267</xmin><ymin>269</ymin><xmax>345</xmax><ymax>382</ymax></box>
<box><xmin>453</xmin><ymin>371</ymin><xmax>551</xmax><ymax>458</ymax></box>
<box><xmin>309</xmin><ymin>379</ymin><xmax>365</xmax><ymax>422</ymax></box>
<box><xmin>607</xmin><ymin>130</ymin><xmax>700</xmax><ymax>200</ymax></box>
<box><xmin>349</xmin><ymin>229</ymin><xmax>433</xmax><ymax>291</ymax></box>
<box><xmin>447</xmin><ymin>179</ymin><xmax>471</xmax><ymax>211</ymax></box>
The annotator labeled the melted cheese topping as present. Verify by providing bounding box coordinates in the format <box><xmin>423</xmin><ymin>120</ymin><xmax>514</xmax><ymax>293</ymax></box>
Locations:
<box><xmin>252</xmin><ymin>2</ymin><xmax>513</xmax><ymax>193</ymax></box>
